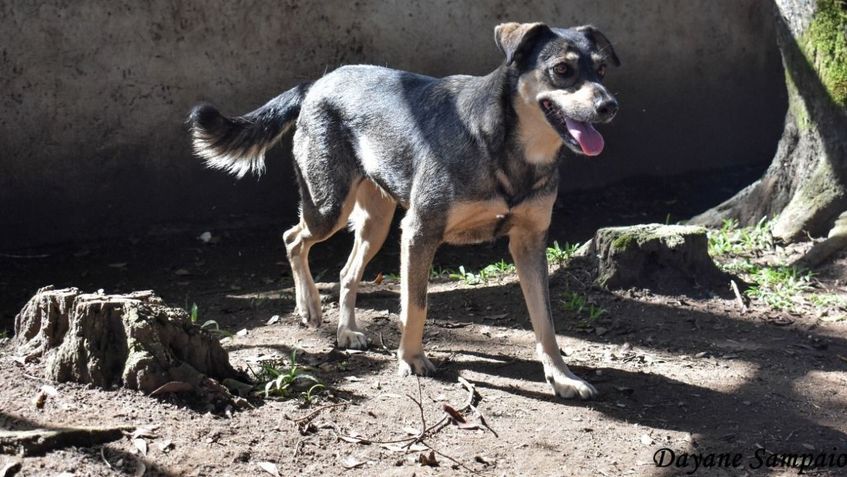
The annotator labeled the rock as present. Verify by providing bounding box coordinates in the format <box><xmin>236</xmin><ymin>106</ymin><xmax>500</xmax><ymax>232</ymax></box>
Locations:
<box><xmin>581</xmin><ymin>224</ymin><xmax>732</xmax><ymax>293</ymax></box>
<box><xmin>14</xmin><ymin>287</ymin><xmax>240</xmax><ymax>394</ymax></box>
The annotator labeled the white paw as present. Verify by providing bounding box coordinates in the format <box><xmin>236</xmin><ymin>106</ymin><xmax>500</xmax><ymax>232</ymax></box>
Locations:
<box><xmin>337</xmin><ymin>327</ymin><xmax>369</xmax><ymax>350</ymax></box>
<box><xmin>397</xmin><ymin>351</ymin><xmax>436</xmax><ymax>376</ymax></box>
<box><xmin>546</xmin><ymin>373</ymin><xmax>598</xmax><ymax>400</ymax></box>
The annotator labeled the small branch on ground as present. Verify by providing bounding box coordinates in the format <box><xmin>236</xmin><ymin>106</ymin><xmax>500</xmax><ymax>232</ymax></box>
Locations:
<box><xmin>0</xmin><ymin>426</ymin><xmax>135</xmax><ymax>456</ymax></box>
<box><xmin>286</xmin><ymin>402</ymin><xmax>350</xmax><ymax>424</ymax></box>
<box><xmin>298</xmin><ymin>376</ymin><xmax>493</xmax><ymax>473</ymax></box>
<box><xmin>730</xmin><ymin>280</ymin><xmax>748</xmax><ymax>311</ymax></box>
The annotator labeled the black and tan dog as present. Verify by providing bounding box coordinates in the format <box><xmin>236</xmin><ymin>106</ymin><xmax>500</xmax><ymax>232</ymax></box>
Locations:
<box><xmin>189</xmin><ymin>22</ymin><xmax>619</xmax><ymax>399</ymax></box>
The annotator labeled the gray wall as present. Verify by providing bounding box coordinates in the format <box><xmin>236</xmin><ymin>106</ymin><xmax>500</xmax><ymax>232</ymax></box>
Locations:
<box><xmin>0</xmin><ymin>0</ymin><xmax>785</xmax><ymax>249</ymax></box>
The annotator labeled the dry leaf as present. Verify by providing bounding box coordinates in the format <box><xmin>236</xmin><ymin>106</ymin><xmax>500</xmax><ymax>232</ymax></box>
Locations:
<box><xmin>266</xmin><ymin>315</ymin><xmax>280</xmax><ymax>325</ymax></box>
<box><xmin>418</xmin><ymin>450</ymin><xmax>438</xmax><ymax>467</ymax></box>
<box><xmin>33</xmin><ymin>391</ymin><xmax>48</xmax><ymax>409</ymax></box>
<box><xmin>373</xmin><ymin>272</ymin><xmax>384</xmax><ymax>285</ymax></box>
<box><xmin>341</xmin><ymin>455</ymin><xmax>365</xmax><ymax>469</ymax></box>
<box><xmin>131</xmin><ymin>425</ymin><xmax>160</xmax><ymax>440</ymax></box>
<box><xmin>149</xmin><ymin>381</ymin><xmax>193</xmax><ymax>397</ymax></box>
<box><xmin>338</xmin><ymin>434</ymin><xmax>367</xmax><ymax>444</ymax></box>
<box><xmin>132</xmin><ymin>438</ymin><xmax>148</xmax><ymax>456</ymax></box>
<box><xmin>442</xmin><ymin>403</ymin><xmax>467</xmax><ymax>423</ymax></box>
<box><xmin>258</xmin><ymin>462</ymin><xmax>280</xmax><ymax>477</ymax></box>
<box><xmin>40</xmin><ymin>385</ymin><xmax>59</xmax><ymax>397</ymax></box>
<box><xmin>236</xmin><ymin>329</ymin><xmax>248</xmax><ymax>337</ymax></box>
<box><xmin>0</xmin><ymin>461</ymin><xmax>22</xmax><ymax>477</ymax></box>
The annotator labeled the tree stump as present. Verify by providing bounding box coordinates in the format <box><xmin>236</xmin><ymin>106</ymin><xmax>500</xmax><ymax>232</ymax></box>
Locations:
<box><xmin>13</xmin><ymin>287</ymin><xmax>240</xmax><ymax>394</ymax></box>
<box><xmin>581</xmin><ymin>224</ymin><xmax>732</xmax><ymax>294</ymax></box>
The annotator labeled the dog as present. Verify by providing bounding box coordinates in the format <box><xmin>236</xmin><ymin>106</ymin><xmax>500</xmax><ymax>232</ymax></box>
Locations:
<box><xmin>189</xmin><ymin>22</ymin><xmax>619</xmax><ymax>399</ymax></box>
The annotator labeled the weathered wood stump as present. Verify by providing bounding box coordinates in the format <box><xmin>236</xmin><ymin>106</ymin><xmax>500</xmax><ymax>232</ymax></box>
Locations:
<box><xmin>13</xmin><ymin>287</ymin><xmax>240</xmax><ymax>394</ymax></box>
<box><xmin>581</xmin><ymin>224</ymin><xmax>732</xmax><ymax>293</ymax></box>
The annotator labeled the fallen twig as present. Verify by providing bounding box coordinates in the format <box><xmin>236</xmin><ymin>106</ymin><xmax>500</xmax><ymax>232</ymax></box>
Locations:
<box><xmin>287</xmin><ymin>402</ymin><xmax>349</xmax><ymax>424</ymax></box>
<box><xmin>0</xmin><ymin>426</ymin><xmax>134</xmax><ymax>456</ymax></box>
<box><xmin>730</xmin><ymin>280</ymin><xmax>748</xmax><ymax>311</ymax></box>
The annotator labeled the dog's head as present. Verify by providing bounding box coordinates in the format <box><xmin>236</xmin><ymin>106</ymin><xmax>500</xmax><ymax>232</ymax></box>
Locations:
<box><xmin>496</xmin><ymin>22</ymin><xmax>620</xmax><ymax>157</ymax></box>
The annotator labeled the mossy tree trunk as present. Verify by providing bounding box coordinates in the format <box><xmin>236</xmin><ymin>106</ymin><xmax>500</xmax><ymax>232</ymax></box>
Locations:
<box><xmin>690</xmin><ymin>0</ymin><xmax>847</xmax><ymax>244</ymax></box>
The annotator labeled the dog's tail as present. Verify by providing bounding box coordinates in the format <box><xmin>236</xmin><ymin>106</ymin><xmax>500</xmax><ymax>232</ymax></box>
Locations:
<box><xmin>188</xmin><ymin>82</ymin><xmax>312</xmax><ymax>178</ymax></box>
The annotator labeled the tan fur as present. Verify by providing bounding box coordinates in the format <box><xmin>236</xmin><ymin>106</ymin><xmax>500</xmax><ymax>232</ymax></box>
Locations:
<box><xmin>283</xmin><ymin>183</ymin><xmax>360</xmax><ymax>327</ymax></box>
<box><xmin>443</xmin><ymin>198</ymin><xmax>510</xmax><ymax>244</ymax></box>
<box><xmin>337</xmin><ymin>180</ymin><xmax>396</xmax><ymax>348</ymax></box>
<box><xmin>515</xmin><ymin>72</ymin><xmax>563</xmax><ymax>164</ymax></box>
<box><xmin>508</xmin><ymin>191</ymin><xmax>557</xmax><ymax>232</ymax></box>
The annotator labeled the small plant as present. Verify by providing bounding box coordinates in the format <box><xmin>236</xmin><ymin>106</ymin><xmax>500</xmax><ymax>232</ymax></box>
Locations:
<box><xmin>445</xmin><ymin>259</ymin><xmax>517</xmax><ymax>285</ymax></box>
<box><xmin>188</xmin><ymin>303</ymin><xmax>233</xmax><ymax>338</ymax></box>
<box><xmin>708</xmin><ymin>217</ymin><xmax>774</xmax><ymax>258</ymax></box>
<box><xmin>451</xmin><ymin>265</ymin><xmax>485</xmax><ymax>285</ymax></box>
<box><xmin>587</xmin><ymin>304</ymin><xmax>607</xmax><ymax>321</ymax></box>
<box><xmin>546</xmin><ymin>241</ymin><xmax>579</xmax><ymax>265</ymax></box>
<box><xmin>745</xmin><ymin>266</ymin><xmax>814</xmax><ymax>311</ymax></box>
<box><xmin>430</xmin><ymin>265</ymin><xmax>457</xmax><ymax>280</ymax></box>
<box><xmin>252</xmin><ymin>349</ymin><xmax>325</xmax><ymax>402</ymax></box>
<box><xmin>485</xmin><ymin>259</ymin><xmax>516</xmax><ymax>275</ymax></box>
<box><xmin>561</xmin><ymin>291</ymin><xmax>607</xmax><ymax>322</ymax></box>
<box><xmin>562</xmin><ymin>290</ymin><xmax>587</xmax><ymax>313</ymax></box>
<box><xmin>0</xmin><ymin>329</ymin><xmax>8</xmax><ymax>340</ymax></box>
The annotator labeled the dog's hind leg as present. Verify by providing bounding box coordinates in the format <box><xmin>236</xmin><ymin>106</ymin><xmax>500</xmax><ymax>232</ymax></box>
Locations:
<box><xmin>508</xmin><ymin>226</ymin><xmax>598</xmax><ymax>399</ymax></box>
<box><xmin>337</xmin><ymin>180</ymin><xmax>396</xmax><ymax>349</ymax></box>
<box><xmin>396</xmin><ymin>212</ymin><xmax>439</xmax><ymax>376</ymax></box>
<box><xmin>283</xmin><ymin>166</ymin><xmax>359</xmax><ymax>328</ymax></box>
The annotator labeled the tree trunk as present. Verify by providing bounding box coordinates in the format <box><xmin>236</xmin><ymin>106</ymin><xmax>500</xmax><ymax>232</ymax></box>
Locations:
<box><xmin>690</xmin><ymin>0</ymin><xmax>847</xmax><ymax>243</ymax></box>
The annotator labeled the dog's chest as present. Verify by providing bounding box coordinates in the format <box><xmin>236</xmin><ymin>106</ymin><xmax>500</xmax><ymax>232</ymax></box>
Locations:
<box><xmin>442</xmin><ymin>193</ymin><xmax>555</xmax><ymax>245</ymax></box>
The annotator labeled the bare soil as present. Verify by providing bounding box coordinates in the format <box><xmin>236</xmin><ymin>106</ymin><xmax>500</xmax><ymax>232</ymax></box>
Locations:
<box><xmin>2</xmin><ymin>171</ymin><xmax>846</xmax><ymax>477</ymax></box>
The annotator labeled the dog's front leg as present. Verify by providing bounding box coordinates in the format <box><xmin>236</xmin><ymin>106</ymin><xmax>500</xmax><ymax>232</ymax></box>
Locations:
<box><xmin>509</xmin><ymin>228</ymin><xmax>598</xmax><ymax>399</ymax></box>
<box><xmin>396</xmin><ymin>214</ymin><xmax>438</xmax><ymax>376</ymax></box>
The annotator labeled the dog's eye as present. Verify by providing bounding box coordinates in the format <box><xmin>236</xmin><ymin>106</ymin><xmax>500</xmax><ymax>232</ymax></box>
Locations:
<box><xmin>552</xmin><ymin>63</ymin><xmax>571</xmax><ymax>77</ymax></box>
<box><xmin>597</xmin><ymin>64</ymin><xmax>607</xmax><ymax>79</ymax></box>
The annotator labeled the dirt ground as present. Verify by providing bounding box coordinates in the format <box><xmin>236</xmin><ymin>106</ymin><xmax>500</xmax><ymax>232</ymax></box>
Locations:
<box><xmin>2</xmin><ymin>171</ymin><xmax>847</xmax><ymax>476</ymax></box>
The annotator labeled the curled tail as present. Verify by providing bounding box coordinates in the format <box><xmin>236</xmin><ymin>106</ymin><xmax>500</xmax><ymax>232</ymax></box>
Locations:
<box><xmin>188</xmin><ymin>82</ymin><xmax>311</xmax><ymax>178</ymax></box>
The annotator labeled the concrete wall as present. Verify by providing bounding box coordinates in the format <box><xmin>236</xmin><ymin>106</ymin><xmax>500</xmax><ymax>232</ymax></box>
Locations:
<box><xmin>0</xmin><ymin>0</ymin><xmax>786</xmax><ymax>249</ymax></box>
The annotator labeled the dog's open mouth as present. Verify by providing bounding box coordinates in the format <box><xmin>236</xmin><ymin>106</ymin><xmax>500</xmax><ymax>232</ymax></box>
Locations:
<box><xmin>539</xmin><ymin>99</ymin><xmax>604</xmax><ymax>156</ymax></box>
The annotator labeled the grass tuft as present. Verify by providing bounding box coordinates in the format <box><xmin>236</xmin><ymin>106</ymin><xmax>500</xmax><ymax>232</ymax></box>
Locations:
<box><xmin>249</xmin><ymin>349</ymin><xmax>326</xmax><ymax>403</ymax></box>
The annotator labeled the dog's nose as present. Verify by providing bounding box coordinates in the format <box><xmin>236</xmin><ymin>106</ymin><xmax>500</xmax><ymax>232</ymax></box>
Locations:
<box><xmin>595</xmin><ymin>98</ymin><xmax>619</xmax><ymax>120</ymax></box>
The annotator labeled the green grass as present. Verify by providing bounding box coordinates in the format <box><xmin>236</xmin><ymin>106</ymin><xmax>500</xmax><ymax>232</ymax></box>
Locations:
<box><xmin>561</xmin><ymin>291</ymin><xmax>607</xmax><ymax>322</ymax></box>
<box><xmin>188</xmin><ymin>303</ymin><xmax>233</xmax><ymax>339</ymax></box>
<box><xmin>708</xmin><ymin>217</ymin><xmax>774</xmax><ymax>258</ymax></box>
<box><xmin>249</xmin><ymin>349</ymin><xmax>326</xmax><ymax>403</ymax></box>
<box><xmin>546</xmin><ymin>241</ymin><xmax>580</xmax><ymax>265</ymax></box>
<box><xmin>0</xmin><ymin>329</ymin><xmax>8</xmax><ymax>340</ymax></box>
<box><xmin>389</xmin><ymin>241</ymin><xmax>577</xmax><ymax>286</ymax></box>
<box><xmin>745</xmin><ymin>266</ymin><xmax>814</xmax><ymax>311</ymax></box>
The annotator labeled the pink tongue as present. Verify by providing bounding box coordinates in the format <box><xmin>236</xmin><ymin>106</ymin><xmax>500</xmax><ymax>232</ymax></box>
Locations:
<box><xmin>564</xmin><ymin>118</ymin><xmax>605</xmax><ymax>156</ymax></box>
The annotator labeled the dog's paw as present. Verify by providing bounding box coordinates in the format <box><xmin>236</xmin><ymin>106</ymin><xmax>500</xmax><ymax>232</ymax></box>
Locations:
<box><xmin>547</xmin><ymin>374</ymin><xmax>598</xmax><ymax>400</ymax></box>
<box><xmin>337</xmin><ymin>327</ymin><xmax>369</xmax><ymax>350</ymax></box>
<box><xmin>397</xmin><ymin>352</ymin><xmax>436</xmax><ymax>376</ymax></box>
<box><xmin>296</xmin><ymin>303</ymin><xmax>323</xmax><ymax>328</ymax></box>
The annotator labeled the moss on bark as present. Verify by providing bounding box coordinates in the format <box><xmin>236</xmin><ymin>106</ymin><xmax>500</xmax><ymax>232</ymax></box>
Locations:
<box><xmin>800</xmin><ymin>0</ymin><xmax>847</xmax><ymax>107</ymax></box>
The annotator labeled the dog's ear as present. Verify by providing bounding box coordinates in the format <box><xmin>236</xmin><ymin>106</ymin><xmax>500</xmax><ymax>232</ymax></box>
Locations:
<box><xmin>494</xmin><ymin>22</ymin><xmax>550</xmax><ymax>66</ymax></box>
<box><xmin>576</xmin><ymin>25</ymin><xmax>621</xmax><ymax>67</ymax></box>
